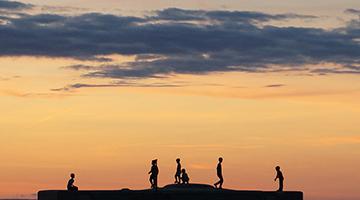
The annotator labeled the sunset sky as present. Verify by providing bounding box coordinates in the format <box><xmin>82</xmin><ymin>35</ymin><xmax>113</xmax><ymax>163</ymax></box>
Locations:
<box><xmin>0</xmin><ymin>1</ymin><xmax>360</xmax><ymax>200</ymax></box>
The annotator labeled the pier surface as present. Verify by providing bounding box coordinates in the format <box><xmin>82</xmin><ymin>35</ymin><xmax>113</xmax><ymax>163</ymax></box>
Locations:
<box><xmin>38</xmin><ymin>184</ymin><xmax>303</xmax><ymax>200</ymax></box>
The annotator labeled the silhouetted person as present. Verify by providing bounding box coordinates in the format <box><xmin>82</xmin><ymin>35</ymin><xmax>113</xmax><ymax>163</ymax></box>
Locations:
<box><xmin>214</xmin><ymin>157</ymin><xmax>223</xmax><ymax>189</ymax></box>
<box><xmin>148</xmin><ymin>159</ymin><xmax>159</xmax><ymax>189</ymax></box>
<box><xmin>181</xmin><ymin>169</ymin><xmax>189</xmax><ymax>184</ymax></box>
<box><xmin>174</xmin><ymin>158</ymin><xmax>182</xmax><ymax>184</ymax></box>
<box><xmin>274</xmin><ymin>166</ymin><xmax>284</xmax><ymax>192</ymax></box>
<box><xmin>67</xmin><ymin>173</ymin><xmax>78</xmax><ymax>191</ymax></box>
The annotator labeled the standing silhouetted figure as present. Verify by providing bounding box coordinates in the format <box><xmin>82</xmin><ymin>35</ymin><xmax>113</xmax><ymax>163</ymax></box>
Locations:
<box><xmin>181</xmin><ymin>169</ymin><xmax>190</xmax><ymax>184</ymax></box>
<box><xmin>174</xmin><ymin>158</ymin><xmax>182</xmax><ymax>184</ymax></box>
<box><xmin>67</xmin><ymin>173</ymin><xmax>78</xmax><ymax>191</ymax></box>
<box><xmin>148</xmin><ymin>159</ymin><xmax>159</xmax><ymax>189</ymax></box>
<box><xmin>214</xmin><ymin>157</ymin><xmax>224</xmax><ymax>189</ymax></box>
<box><xmin>274</xmin><ymin>166</ymin><xmax>284</xmax><ymax>192</ymax></box>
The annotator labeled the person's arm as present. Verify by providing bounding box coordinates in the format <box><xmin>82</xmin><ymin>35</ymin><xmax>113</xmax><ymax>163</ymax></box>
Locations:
<box><xmin>274</xmin><ymin>173</ymin><xmax>278</xmax><ymax>181</ymax></box>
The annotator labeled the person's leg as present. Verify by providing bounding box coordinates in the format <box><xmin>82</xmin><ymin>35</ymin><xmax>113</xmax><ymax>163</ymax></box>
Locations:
<box><xmin>219</xmin><ymin>177</ymin><xmax>224</xmax><ymax>189</ymax></box>
<box><xmin>154</xmin><ymin>176</ymin><xmax>158</xmax><ymax>189</ymax></box>
<box><xmin>214</xmin><ymin>175</ymin><xmax>223</xmax><ymax>188</ymax></box>
<box><xmin>214</xmin><ymin>180</ymin><xmax>220</xmax><ymax>188</ymax></box>
<box><xmin>68</xmin><ymin>186</ymin><xmax>77</xmax><ymax>192</ymax></box>
<box><xmin>149</xmin><ymin>177</ymin><xmax>153</xmax><ymax>188</ymax></box>
<box><xmin>279</xmin><ymin>179</ymin><xmax>283</xmax><ymax>192</ymax></box>
<box><xmin>176</xmin><ymin>174</ymin><xmax>180</xmax><ymax>184</ymax></box>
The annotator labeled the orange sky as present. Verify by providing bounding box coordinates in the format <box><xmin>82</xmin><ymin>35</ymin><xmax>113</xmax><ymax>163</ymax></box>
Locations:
<box><xmin>1</xmin><ymin>1</ymin><xmax>360</xmax><ymax>200</ymax></box>
<box><xmin>0</xmin><ymin>56</ymin><xmax>359</xmax><ymax>200</ymax></box>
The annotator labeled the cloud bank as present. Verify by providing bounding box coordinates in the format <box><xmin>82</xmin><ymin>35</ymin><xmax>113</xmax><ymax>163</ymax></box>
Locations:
<box><xmin>1</xmin><ymin>3</ymin><xmax>360</xmax><ymax>80</ymax></box>
<box><xmin>0</xmin><ymin>0</ymin><xmax>32</xmax><ymax>10</ymax></box>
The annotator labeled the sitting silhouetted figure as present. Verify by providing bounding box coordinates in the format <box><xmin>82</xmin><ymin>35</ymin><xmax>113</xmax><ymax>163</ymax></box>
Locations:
<box><xmin>67</xmin><ymin>173</ymin><xmax>78</xmax><ymax>191</ymax></box>
<box><xmin>181</xmin><ymin>169</ymin><xmax>190</xmax><ymax>184</ymax></box>
<box><xmin>148</xmin><ymin>159</ymin><xmax>159</xmax><ymax>189</ymax></box>
<box><xmin>214</xmin><ymin>157</ymin><xmax>224</xmax><ymax>189</ymax></box>
<box><xmin>174</xmin><ymin>158</ymin><xmax>182</xmax><ymax>184</ymax></box>
<box><xmin>274</xmin><ymin>166</ymin><xmax>284</xmax><ymax>192</ymax></box>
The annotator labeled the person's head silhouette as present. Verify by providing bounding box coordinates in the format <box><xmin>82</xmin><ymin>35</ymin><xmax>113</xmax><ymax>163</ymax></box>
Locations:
<box><xmin>181</xmin><ymin>169</ymin><xmax>186</xmax><ymax>173</ymax></box>
<box><xmin>176</xmin><ymin>158</ymin><xmax>180</xmax><ymax>163</ymax></box>
<box><xmin>70</xmin><ymin>173</ymin><xmax>75</xmax><ymax>179</ymax></box>
<box><xmin>219</xmin><ymin>157</ymin><xmax>223</xmax><ymax>163</ymax></box>
<box><xmin>152</xmin><ymin>159</ymin><xmax>157</xmax><ymax>165</ymax></box>
<box><xmin>276</xmin><ymin>166</ymin><xmax>281</xmax><ymax>171</ymax></box>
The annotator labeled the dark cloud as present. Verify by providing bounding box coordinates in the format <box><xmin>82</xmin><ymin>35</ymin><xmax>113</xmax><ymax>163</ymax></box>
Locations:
<box><xmin>310</xmin><ymin>68</ymin><xmax>360</xmax><ymax>75</ymax></box>
<box><xmin>152</xmin><ymin>8</ymin><xmax>316</xmax><ymax>23</ymax></box>
<box><xmin>1</xmin><ymin>8</ymin><xmax>360</xmax><ymax>79</ymax></box>
<box><xmin>345</xmin><ymin>9</ymin><xmax>360</xmax><ymax>15</ymax></box>
<box><xmin>345</xmin><ymin>65</ymin><xmax>360</xmax><ymax>70</ymax></box>
<box><xmin>0</xmin><ymin>0</ymin><xmax>33</xmax><ymax>10</ymax></box>
<box><xmin>39</xmin><ymin>5</ymin><xmax>89</xmax><ymax>13</ymax></box>
<box><xmin>63</xmin><ymin>64</ymin><xmax>99</xmax><ymax>71</ymax></box>
<box><xmin>51</xmin><ymin>81</ymin><xmax>184</xmax><ymax>91</ymax></box>
<box><xmin>264</xmin><ymin>84</ymin><xmax>285</xmax><ymax>88</ymax></box>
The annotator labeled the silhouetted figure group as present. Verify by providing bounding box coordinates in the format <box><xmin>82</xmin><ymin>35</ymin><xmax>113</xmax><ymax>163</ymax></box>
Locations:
<box><xmin>173</xmin><ymin>158</ymin><xmax>190</xmax><ymax>185</ymax></box>
<box><xmin>149</xmin><ymin>157</ymin><xmax>224</xmax><ymax>189</ymax></box>
<box><xmin>67</xmin><ymin>173</ymin><xmax>78</xmax><ymax>192</ymax></box>
<box><xmin>66</xmin><ymin>158</ymin><xmax>286</xmax><ymax>192</ymax></box>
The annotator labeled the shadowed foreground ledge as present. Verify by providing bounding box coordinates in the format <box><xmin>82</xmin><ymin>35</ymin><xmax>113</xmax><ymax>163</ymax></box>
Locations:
<box><xmin>38</xmin><ymin>184</ymin><xmax>303</xmax><ymax>200</ymax></box>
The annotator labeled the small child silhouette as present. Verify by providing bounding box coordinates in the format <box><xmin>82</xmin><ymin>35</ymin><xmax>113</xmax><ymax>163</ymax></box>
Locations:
<box><xmin>181</xmin><ymin>169</ymin><xmax>190</xmax><ymax>184</ymax></box>
<box><xmin>67</xmin><ymin>173</ymin><xmax>78</xmax><ymax>191</ymax></box>
<box><xmin>174</xmin><ymin>158</ymin><xmax>181</xmax><ymax>184</ymax></box>
<box><xmin>148</xmin><ymin>159</ymin><xmax>159</xmax><ymax>189</ymax></box>
<box><xmin>274</xmin><ymin>166</ymin><xmax>284</xmax><ymax>192</ymax></box>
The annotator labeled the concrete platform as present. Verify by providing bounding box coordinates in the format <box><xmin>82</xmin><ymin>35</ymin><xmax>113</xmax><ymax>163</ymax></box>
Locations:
<box><xmin>38</xmin><ymin>184</ymin><xmax>303</xmax><ymax>200</ymax></box>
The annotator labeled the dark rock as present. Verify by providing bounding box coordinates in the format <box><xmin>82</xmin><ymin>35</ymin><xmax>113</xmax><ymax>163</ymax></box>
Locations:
<box><xmin>38</xmin><ymin>184</ymin><xmax>303</xmax><ymax>200</ymax></box>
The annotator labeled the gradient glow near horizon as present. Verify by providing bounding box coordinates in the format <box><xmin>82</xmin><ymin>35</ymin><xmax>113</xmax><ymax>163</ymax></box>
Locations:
<box><xmin>0</xmin><ymin>1</ymin><xmax>360</xmax><ymax>200</ymax></box>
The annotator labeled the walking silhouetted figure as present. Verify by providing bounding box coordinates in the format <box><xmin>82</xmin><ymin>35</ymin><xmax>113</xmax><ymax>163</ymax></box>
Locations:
<box><xmin>274</xmin><ymin>166</ymin><xmax>284</xmax><ymax>192</ymax></box>
<box><xmin>67</xmin><ymin>173</ymin><xmax>78</xmax><ymax>191</ymax></box>
<box><xmin>214</xmin><ymin>157</ymin><xmax>224</xmax><ymax>189</ymax></box>
<box><xmin>181</xmin><ymin>169</ymin><xmax>190</xmax><ymax>184</ymax></box>
<box><xmin>174</xmin><ymin>158</ymin><xmax>182</xmax><ymax>184</ymax></box>
<box><xmin>148</xmin><ymin>159</ymin><xmax>159</xmax><ymax>189</ymax></box>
